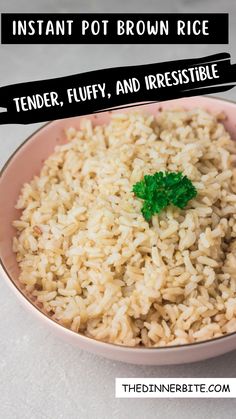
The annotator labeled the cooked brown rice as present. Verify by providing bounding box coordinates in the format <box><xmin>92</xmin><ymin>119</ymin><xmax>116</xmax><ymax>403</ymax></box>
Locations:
<box><xmin>12</xmin><ymin>108</ymin><xmax>236</xmax><ymax>347</ymax></box>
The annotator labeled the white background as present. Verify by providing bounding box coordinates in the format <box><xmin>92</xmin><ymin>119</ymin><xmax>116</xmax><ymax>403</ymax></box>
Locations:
<box><xmin>0</xmin><ymin>0</ymin><xmax>236</xmax><ymax>418</ymax></box>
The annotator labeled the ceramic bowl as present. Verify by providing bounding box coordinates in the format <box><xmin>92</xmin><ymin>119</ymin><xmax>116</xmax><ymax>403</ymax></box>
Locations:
<box><xmin>1</xmin><ymin>96</ymin><xmax>236</xmax><ymax>365</ymax></box>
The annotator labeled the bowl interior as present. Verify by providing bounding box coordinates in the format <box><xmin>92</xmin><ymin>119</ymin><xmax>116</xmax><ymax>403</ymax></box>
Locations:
<box><xmin>1</xmin><ymin>96</ymin><xmax>236</xmax><ymax>319</ymax></box>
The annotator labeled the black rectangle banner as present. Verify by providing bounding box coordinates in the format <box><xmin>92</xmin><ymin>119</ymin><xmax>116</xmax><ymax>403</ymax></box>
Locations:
<box><xmin>1</xmin><ymin>13</ymin><xmax>229</xmax><ymax>44</ymax></box>
<box><xmin>0</xmin><ymin>53</ymin><xmax>235</xmax><ymax>125</ymax></box>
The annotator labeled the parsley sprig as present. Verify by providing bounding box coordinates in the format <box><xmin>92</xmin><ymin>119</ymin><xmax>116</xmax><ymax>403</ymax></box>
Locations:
<box><xmin>132</xmin><ymin>171</ymin><xmax>197</xmax><ymax>221</ymax></box>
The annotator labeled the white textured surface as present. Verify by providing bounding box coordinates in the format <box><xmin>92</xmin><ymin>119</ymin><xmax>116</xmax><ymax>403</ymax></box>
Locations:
<box><xmin>0</xmin><ymin>0</ymin><xmax>236</xmax><ymax>418</ymax></box>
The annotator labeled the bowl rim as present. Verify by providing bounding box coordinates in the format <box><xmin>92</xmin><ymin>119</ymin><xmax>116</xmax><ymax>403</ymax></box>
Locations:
<box><xmin>1</xmin><ymin>94</ymin><xmax>236</xmax><ymax>352</ymax></box>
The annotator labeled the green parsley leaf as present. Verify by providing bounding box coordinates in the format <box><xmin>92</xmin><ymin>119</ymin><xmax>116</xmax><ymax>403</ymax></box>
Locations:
<box><xmin>132</xmin><ymin>171</ymin><xmax>197</xmax><ymax>221</ymax></box>
<box><xmin>132</xmin><ymin>179</ymin><xmax>146</xmax><ymax>199</ymax></box>
<box><xmin>141</xmin><ymin>201</ymin><xmax>153</xmax><ymax>221</ymax></box>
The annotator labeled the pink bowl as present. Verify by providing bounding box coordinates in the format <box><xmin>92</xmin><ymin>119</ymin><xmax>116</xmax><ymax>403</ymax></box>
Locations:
<box><xmin>1</xmin><ymin>96</ymin><xmax>236</xmax><ymax>365</ymax></box>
